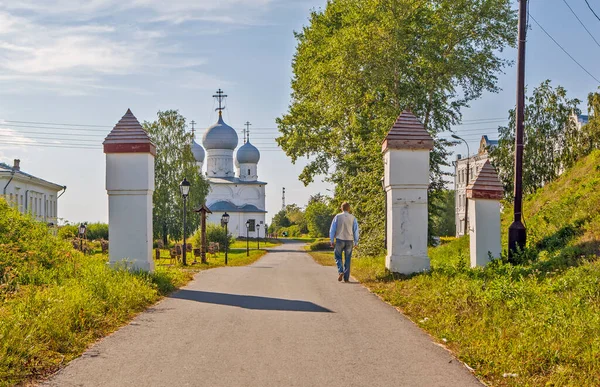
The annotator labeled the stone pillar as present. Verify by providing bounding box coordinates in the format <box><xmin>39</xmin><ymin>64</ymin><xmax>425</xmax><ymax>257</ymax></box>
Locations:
<box><xmin>382</xmin><ymin>111</ymin><xmax>434</xmax><ymax>274</ymax></box>
<box><xmin>466</xmin><ymin>160</ymin><xmax>503</xmax><ymax>267</ymax></box>
<box><xmin>103</xmin><ymin>109</ymin><xmax>156</xmax><ymax>272</ymax></box>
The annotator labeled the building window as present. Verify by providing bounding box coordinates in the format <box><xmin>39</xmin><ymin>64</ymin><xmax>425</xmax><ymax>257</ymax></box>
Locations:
<box><xmin>248</xmin><ymin>169</ymin><xmax>251</xmax><ymax>175</ymax></box>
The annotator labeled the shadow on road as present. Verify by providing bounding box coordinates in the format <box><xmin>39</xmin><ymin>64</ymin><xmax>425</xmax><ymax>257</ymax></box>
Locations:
<box><xmin>170</xmin><ymin>290</ymin><xmax>334</xmax><ymax>313</ymax></box>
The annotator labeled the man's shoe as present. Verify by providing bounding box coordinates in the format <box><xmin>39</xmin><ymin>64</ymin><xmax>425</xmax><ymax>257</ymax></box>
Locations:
<box><xmin>338</xmin><ymin>273</ymin><xmax>344</xmax><ymax>282</ymax></box>
<box><xmin>344</xmin><ymin>279</ymin><xmax>349</xmax><ymax>283</ymax></box>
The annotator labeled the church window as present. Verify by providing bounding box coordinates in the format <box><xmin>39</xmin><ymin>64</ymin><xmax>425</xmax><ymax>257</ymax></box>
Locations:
<box><xmin>248</xmin><ymin>169</ymin><xmax>251</xmax><ymax>175</ymax></box>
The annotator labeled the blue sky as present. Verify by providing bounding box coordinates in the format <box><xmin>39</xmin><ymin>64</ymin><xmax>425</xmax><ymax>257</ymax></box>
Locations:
<box><xmin>0</xmin><ymin>0</ymin><xmax>599</xmax><ymax>224</ymax></box>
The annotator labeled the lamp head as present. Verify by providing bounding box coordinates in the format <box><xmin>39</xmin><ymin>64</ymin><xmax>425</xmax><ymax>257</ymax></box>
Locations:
<box><xmin>179</xmin><ymin>177</ymin><xmax>191</xmax><ymax>198</ymax></box>
<box><xmin>221</xmin><ymin>212</ymin><xmax>230</xmax><ymax>224</ymax></box>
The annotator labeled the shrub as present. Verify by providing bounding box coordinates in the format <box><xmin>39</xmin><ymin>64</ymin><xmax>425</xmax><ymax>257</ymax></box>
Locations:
<box><xmin>86</xmin><ymin>222</ymin><xmax>109</xmax><ymax>240</ymax></box>
<box><xmin>57</xmin><ymin>224</ymin><xmax>78</xmax><ymax>240</ymax></box>
<box><xmin>193</xmin><ymin>223</ymin><xmax>234</xmax><ymax>249</ymax></box>
<box><xmin>279</xmin><ymin>225</ymin><xmax>301</xmax><ymax>237</ymax></box>
<box><xmin>309</xmin><ymin>240</ymin><xmax>333</xmax><ymax>251</ymax></box>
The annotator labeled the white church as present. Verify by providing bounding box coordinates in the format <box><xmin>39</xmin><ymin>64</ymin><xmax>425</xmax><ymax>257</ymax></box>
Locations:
<box><xmin>191</xmin><ymin>90</ymin><xmax>267</xmax><ymax>238</ymax></box>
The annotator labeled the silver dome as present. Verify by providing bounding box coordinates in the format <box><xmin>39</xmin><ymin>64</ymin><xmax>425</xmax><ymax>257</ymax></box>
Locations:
<box><xmin>202</xmin><ymin>114</ymin><xmax>238</xmax><ymax>150</ymax></box>
<box><xmin>191</xmin><ymin>138</ymin><xmax>205</xmax><ymax>162</ymax></box>
<box><xmin>236</xmin><ymin>141</ymin><xmax>260</xmax><ymax>164</ymax></box>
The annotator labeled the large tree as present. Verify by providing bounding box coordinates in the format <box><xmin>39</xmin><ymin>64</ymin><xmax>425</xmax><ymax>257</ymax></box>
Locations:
<box><xmin>489</xmin><ymin>81</ymin><xmax>581</xmax><ymax>198</ymax></box>
<box><xmin>144</xmin><ymin>110</ymin><xmax>210</xmax><ymax>245</ymax></box>
<box><xmin>276</xmin><ymin>0</ymin><xmax>517</xmax><ymax>255</ymax></box>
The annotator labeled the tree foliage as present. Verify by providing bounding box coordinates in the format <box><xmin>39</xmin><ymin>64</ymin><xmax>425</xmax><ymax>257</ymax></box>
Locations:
<box><xmin>305</xmin><ymin>194</ymin><xmax>335</xmax><ymax>238</ymax></box>
<box><xmin>144</xmin><ymin>110</ymin><xmax>210</xmax><ymax>244</ymax></box>
<box><xmin>277</xmin><ymin>0</ymin><xmax>517</xmax><ymax>255</ymax></box>
<box><xmin>489</xmin><ymin>81</ymin><xmax>583</xmax><ymax>198</ymax></box>
<box><xmin>270</xmin><ymin>209</ymin><xmax>291</xmax><ymax>233</ymax></box>
<box><xmin>429</xmin><ymin>190</ymin><xmax>455</xmax><ymax>237</ymax></box>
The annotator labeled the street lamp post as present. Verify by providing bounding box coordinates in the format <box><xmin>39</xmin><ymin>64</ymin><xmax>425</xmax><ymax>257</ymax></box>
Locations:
<box><xmin>179</xmin><ymin>178</ymin><xmax>191</xmax><ymax>266</ymax></box>
<box><xmin>257</xmin><ymin>222</ymin><xmax>260</xmax><ymax>249</ymax></box>
<box><xmin>245</xmin><ymin>220</ymin><xmax>250</xmax><ymax>256</ymax></box>
<box><xmin>452</xmin><ymin>134</ymin><xmax>470</xmax><ymax>236</ymax></box>
<box><xmin>221</xmin><ymin>212</ymin><xmax>230</xmax><ymax>265</ymax></box>
<box><xmin>78</xmin><ymin>223</ymin><xmax>87</xmax><ymax>253</ymax></box>
<box><xmin>265</xmin><ymin>223</ymin><xmax>268</xmax><ymax>240</ymax></box>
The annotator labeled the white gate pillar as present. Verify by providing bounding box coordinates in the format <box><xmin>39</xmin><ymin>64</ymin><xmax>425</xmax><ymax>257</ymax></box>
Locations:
<box><xmin>466</xmin><ymin>160</ymin><xmax>503</xmax><ymax>267</ymax></box>
<box><xmin>103</xmin><ymin>109</ymin><xmax>156</xmax><ymax>272</ymax></box>
<box><xmin>382</xmin><ymin>111</ymin><xmax>434</xmax><ymax>274</ymax></box>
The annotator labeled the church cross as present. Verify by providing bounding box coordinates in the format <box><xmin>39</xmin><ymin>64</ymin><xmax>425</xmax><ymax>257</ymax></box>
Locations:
<box><xmin>213</xmin><ymin>89</ymin><xmax>228</xmax><ymax>114</ymax></box>
<box><xmin>244</xmin><ymin>121</ymin><xmax>252</xmax><ymax>143</ymax></box>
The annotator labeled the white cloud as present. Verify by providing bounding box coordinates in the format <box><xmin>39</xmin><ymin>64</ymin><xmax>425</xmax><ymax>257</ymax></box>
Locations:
<box><xmin>0</xmin><ymin>0</ymin><xmax>276</xmax><ymax>95</ymax></box>
<box><xmin>2</xmin><ymin>0</ymin><xmax>275</xmax><ymax>24</ymax></box>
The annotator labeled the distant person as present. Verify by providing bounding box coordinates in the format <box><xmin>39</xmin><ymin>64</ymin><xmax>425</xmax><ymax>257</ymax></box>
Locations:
<box><xmin>329</xmin><ymin>202</ymin><xmax>359</xmax><ymax>282</ymax></box>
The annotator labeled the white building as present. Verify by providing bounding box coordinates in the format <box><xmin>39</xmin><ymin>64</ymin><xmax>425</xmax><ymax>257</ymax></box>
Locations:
<box><xmin>0</xmin><ymin>159</ymin><xmax>65</xmax><ymax>225</ymax></box>
<box><xmin>192</xmin><ymin>91</ymin><xmax>267</xmax><ymax>238</ymax></box>
<box><xmin>453</xmin><ymin>135</ymin><xmax>497</xmax><ymax>237</ymax></box>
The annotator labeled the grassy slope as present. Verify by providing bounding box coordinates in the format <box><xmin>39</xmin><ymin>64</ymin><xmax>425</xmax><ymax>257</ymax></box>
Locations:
<box><xmin>309</xmin><ymin>150</ymin><xmax>600</xmax><ymax>387</ymax></box>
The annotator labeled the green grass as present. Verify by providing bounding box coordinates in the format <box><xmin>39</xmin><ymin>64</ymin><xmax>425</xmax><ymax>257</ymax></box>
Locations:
<box><xmin>308</xmin><ymin>251</ymin><xmax>336</xmax><ymax>266</ymax></box>
<box><xmin>228</xmin><ymin>239</ymin><xmax>281</xmax><ymax>250</ymax></box>
<box><xmin>0</xmin><ymin>199</ymin><xmax>271</xmax><ymax>387</ymax></box>
<box><xmin>307</xmin><ymin>151</ymin><xmax>600</xmax><ymax>387</ymax></box>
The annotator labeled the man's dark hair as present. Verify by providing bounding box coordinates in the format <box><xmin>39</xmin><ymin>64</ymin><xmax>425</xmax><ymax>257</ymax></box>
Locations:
<box><xmin>341</xmin><ymin>202</ymin><xmax>350</xmax><ymax>212</ymax></box>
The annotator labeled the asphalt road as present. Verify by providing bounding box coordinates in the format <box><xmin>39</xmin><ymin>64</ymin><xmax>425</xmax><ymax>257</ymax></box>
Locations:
<box><xmin>42</xmin><ymin>241</ymin><xmax>482</xmax><ymax>387</ymax></box>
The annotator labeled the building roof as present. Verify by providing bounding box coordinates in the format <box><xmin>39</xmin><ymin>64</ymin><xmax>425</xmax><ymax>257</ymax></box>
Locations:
<box><xmin>202</xmin><ymin>113</ymin><xmax>239</xmax><ymax>150</ymax></box>
<box><xmin>208</xmin><ymin>176</ymin><xmax>267</xmax><ymax>185</ymax></box>
<box><xmin>0</xmin><ymin>162</ymin><xmax>64</xmax><ymax>191</ymax></box>
<box><xmin>208</xmin><ymin>200</ymin><xmax>267</xmax><ymax>213</ymax></box>
<box><xmin>466</xmin><ymin>160</ymin><xmax>503</xmax><ymax>200</ymax></box>
<box><xmin>191</xmin><ymin>138</ymin><xmax>205</xmax><ymax>162</ymax></box>
<box><xmin>236</xmin><ymin>141</ymin><xmax>260</xmax><ymax>164</ymax></box>
<box><xmin>481</xmin><ymin>135</ymin><xmax>498</xmax><ymax>147</ymax></box>
<box><xmin>382</xmin><ymin>110</ymin><xmax>434</xmax><ymax>151</ymax></box>
<box><xmin>103</xmin><ymin>109</ymin><xmax>156</xmax><ymax>155</ymax></box>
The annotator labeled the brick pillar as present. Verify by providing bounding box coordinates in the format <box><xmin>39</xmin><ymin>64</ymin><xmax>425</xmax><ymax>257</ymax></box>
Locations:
<box><xmin>382</xmin><ymin>111</ymin><xmax>434</xmax><ymax>274</ymax></box>
<box><xmin>103</xmin><ymin>109</ymin><xmax>156</xmax><ymax>272</ymax></box>
<box><xmin>466</xmin><ymin>160</ymin><xmax>503</xmax><ymax>267</ymax></box>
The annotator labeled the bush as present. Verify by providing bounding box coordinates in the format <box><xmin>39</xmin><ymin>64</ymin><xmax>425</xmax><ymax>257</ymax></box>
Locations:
<box><xmin>279</xmin><ymin>225</ymin><xmax>301</xmax><ymax>237</ymax></box>
<box><xmin>57</xmin><ymin>224</ymin><xmax>78</xmax><ymax>240</ymax></box>
<box><xmin>86</xmin><ymin>222</ymin><xmax>109</xmax><ymax>240</ymax></box>
<box><xmin>193</xmin><ymin>223</ymin><xmax>235</xmax><ymax>249</ymax></box>
<box><xmin>309</xmin><ymin>240</ymin><xmax>333</xmax><ymax>251</ymax></box>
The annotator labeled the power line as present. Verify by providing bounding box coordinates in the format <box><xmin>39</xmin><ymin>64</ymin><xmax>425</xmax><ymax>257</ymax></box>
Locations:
<box><xmin>530</xmin><ymin>14</ymin><xmax>600</xmax><ymax>84</ymax></box>
<box><xmin>0</xmin><ymin>128</ymin><xmax>106</xmax><ymax>137</ymax></box>
<box><xmin>0</xmin><ymin>141</ymin><xmax>100</xmax><ymax>149</ymax></box>
<box><xmin>562</xmin><ymin>0</ymin><xmax>600</xmax><ymax>49</ymax></box>
<box><xmin>0</xmin><ymin>134</ymin><xmax>99</xmax><ymax>143</ymax></box>
<box><xmin>2</xmin><ymin>120</ymin><xmax>111</xmax><ymax>128</ymax></box>
<box><xmin>0</xmin><ymin>123</ymin><xmax>109</xmax><ymax>133</ymax></box>
<box><xmin>585</xmin><ymin>0</ymin><xmax>600</xmax><ymax>22</ymax></box>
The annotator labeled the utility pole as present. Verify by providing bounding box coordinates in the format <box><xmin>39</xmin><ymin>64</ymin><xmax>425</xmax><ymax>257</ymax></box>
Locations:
<box><xmin>508</xmin><ymin>0</ymin><xmax>528</xmax><ymax>261</ymax></box>
<box><xmin>190</xmin><ymin>120</ymin><xmax>196</xmax><ymax>137</ymax></box>
<box><xmin>282</xmin><ymin>187</ymin><xmax>286</xmax><ymax>210</ymax></box>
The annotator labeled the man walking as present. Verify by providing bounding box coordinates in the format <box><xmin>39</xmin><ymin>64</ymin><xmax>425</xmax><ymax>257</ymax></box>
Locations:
<box><xmin>329</xmin><ymin>202</ymin><xmax>359</xmax><ymax>282</ymax></box>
